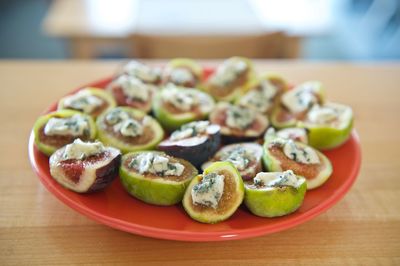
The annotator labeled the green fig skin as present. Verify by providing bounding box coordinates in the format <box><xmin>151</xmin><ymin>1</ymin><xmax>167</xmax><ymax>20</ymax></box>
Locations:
<box><xmin>119</xmin><ymin>152</ymin><xmax>198</xmax><ymax>206</ymax></box>
<box><xmin>244</xmin><ymin>179</ymin><xmax>307</xmax><ymax>217</ymax></box>
<box><xmin>33</xmin><ymin>110</ymin><xmax>97</xmax><ymax>156</ymax></box>
<box><xmin>162</xmin><ymin>58</ymin><xmax>203</xmax><ymax>87</ymax></box>
<box><xmin>182</xmin><ymin>161</ymin><xmax>244</xmax><ymax>224</ymax></box>
<box><xmin>269</xmin><ymin>106</ymin><xmax>298</xmax><ymax>129</ymax></box>
<box><xmin>96</xmin><ymin>107</ymin><xmax>164</xmax><ymax>154</ymax></box>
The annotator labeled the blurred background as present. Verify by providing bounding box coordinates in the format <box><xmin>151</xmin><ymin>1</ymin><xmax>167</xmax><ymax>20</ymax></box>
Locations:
<box><xmin>0</xmin><ymin>0</ymin><xmax>399</xmax><ymax>60</ymax></box>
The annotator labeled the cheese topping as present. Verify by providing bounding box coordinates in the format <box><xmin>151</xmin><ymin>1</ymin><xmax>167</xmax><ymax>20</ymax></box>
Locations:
<box><xmin>116</xmin><ymin>75</ymin><xmax>151</xmax><ymax>102</ymax></box>
<box><xmin>277</xmin><ymin>128</ymin><xmax>308</xmax><ymax>144</ymax></box>
<box><xmin>282</xmin><ymin>81</ymin><xmax>320</xmax><ymax>113</ymax></box>
<box><xmin>123</xmin><ymin>61</ymin><xmax>160</xmax><ymax>83</ymax></box>
<box><xmin>283</xmin><ymin>140</ymin><xmax>320</xmax><ymax>164</ymax></box>
<box><xmin>307</xmin><ymin>103</ymin><xmax>352</xmax><ymax>128</ymax></box>
<box><xmin>63</xmin><ymin>90</ymin><xmax>103</xmax><ymax>113</ymax></box>
<box><xmin>170</xmin><ymin>121</ymin><xmax>209</xmax><ymax>141</ymax></box>
<box><xmin>129</xmin><ymin>152</ymin><xmax>185</xmax><ymax>176</ymax></box>
<box><xmin>162</xmin><ymin>86</ymin><xmax>199</xmax><ymax>111</ymax></box>
<box><xmin>105</xmin><ymin>108</ymin><xmax>150</xmax><ymax>137</ymax></box>
<box><xmin>239</xmin><ymin>80</ymin><xmax>277</xmax><ymax>113</ymax></box>
<box><xmin>254</xmin><ymin>170</ymin><xmax>300</xmax><ymax>188</ymax></box>
<box><xmin>169</xmin><ymin>68</ymin><xmax>195</xmax><ymax>85</ymax></box>
<box><xmin>226</xmin><ymin>105</ymin><xmax>255</xmax><ymax>130</ymax></box>
<box><xmin>220</xmin><ymin>146</ymin><xmax>251</xmax><ymax>170</ymax></box>
<box><xmin>210</xmin><ymin>58</ymin><xmax>248</xmax><ymax>87</ymax></box>
<box><xmin>105</xmin><ymin>109</ymin><xmax>130</xmax><ymax>125</ymax></box>
<box><xmin>191</xmin><ymin>172</ymin><xmax>225</xmax><ymax>209</ymax></box>
<box><xmin>62</xmin><ymin>139</ymin><xmax>105</xmax><ymax>161</ymax></box>
<box><xmin>44</xmin><ymin>114</ymin><xmax>89</xmax><ymax>136</ymax></box>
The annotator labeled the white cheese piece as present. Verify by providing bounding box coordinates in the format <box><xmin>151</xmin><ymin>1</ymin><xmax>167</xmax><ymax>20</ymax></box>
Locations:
<box><xmin>117</xmin><ymin>75</ymin><xmax>150</xmax><ymax>102</ymax></box>
<box><xmin>170</xmin><ymin>68</ymin><xmax>194</xmax><ymax>85</ymax></box>
<box><xmin>260</xmin><ymin>79</ymin><xmax>278</xmax><ymax>99</ymax></box>
<box><xmin>162</xmin><ymin>86</ymin><xmax>198</xmax><ymax>111</ymax></box>
<box><xmin>226</xmin><ymin>105</ymin><xmax>255</xmax><ymax>130</ymax></box>
<box><xmin>283</xmin><ymin>140</ymin><xmax>320</xmax><ymax>164</ymax></box>
<box><xmin>124</xmin><ymin>61</ymin><xmax>160</xmax><ymax>83</ymax></box>
<box><xmin>114</xmin><ymin>118</ymin><xmax>143</xmax><ymax>137</ymax></box>
<box><xmin>220</xmin><ymin>146</ymin><xmax>250</xmax><ymax>171</ymax></box>
<box><xmin>63</xmin><ymin>90</ymin><xmax>103</xmax><ymax>113</ymax></box>
<box><xmin>211</xmin><ymin>58</ymin><xmax>248</xmax><ymax>87</ymax></box>
<box><xmin>277</xmin><ymin>128</ymin><xmax>308</xmax><ymax>144</ymax></box>
<box><xmin>191</xmin><ymin>172</ymin><xmax>225</xmax><ymax>209</ymax></box>
<box><xmin>105</xmin><ymin>109</ymin><xmax>130</xmax><ymax>125</ymax></box>
<box><xmin>239</xmin><ymin>90</ymin><xmax>272</xmax><ymax>113</ymax></box>
<box><xmin>129</xmin><ymin>152</ymin><xmax>185</xmax><ymax>176</ymax></box>
<box><xmin>254</xmin><ymin>170</ymin><xmax>299</xmax><ymax>188</ymax></box>
<box><xmin>307</xmin><ymin>104</ymin><xmax>337</xmax><ymax>124</ymax></box>
<box><xmin>170</xmin><ymin>121</ymin><xmax>210</xmax><ymax>141</ymax></box>
<box><xmin>44</xmin><ymin>114</ymin><xmax>89</xmax><ymax>137</ymax></box>
<box><xmin>282</xmin><ymin>82</ymin><xmax>320</xmax><ymax>113</ymax></box>
<box><xmin>62</xmin><ymin>139</ymin><xmax>105</xmax><ymax>160</ymax></box>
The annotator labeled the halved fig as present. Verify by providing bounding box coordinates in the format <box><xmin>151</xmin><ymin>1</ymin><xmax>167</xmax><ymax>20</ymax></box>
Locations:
<box><xmin>182</xmin><ymin>161</ymin><xmax>244</xmax><ymax>224</ymax></box>
<box><xmin>263</xmin><ymin>136</ymin><xmax>332</xmax><ymax>190</ymax></box>
<box><xmin>152</xmin><ymin>84</ymin><xmax>215</xmax><ymax>131</ymax></box>
<box><xmin>244</xmin><ymin>170</ymin><xmax>307</xmax><ymax>217</ymax></box>
<box><xmin>203</xmin><ymin>57</ymin><xmax>255</xmax><ymax>102</ymax></box>
<box><xmin>158</xmin><ymin>121</ymin><xmax>220</xmax><ymax>168</ymax></box>
<box><xmin>236</xmin><ymin>73</ymin><xmax>288</xmax><ymax>115</ymax></box>
<box><xmin>264</xmin><ymin>127</ymin><xmax>308</xmax><ymax>144</ymax></box>
<box><xmin>96</xmin><ymin>107</ymin><xmax>164</xmax><ymax>154</ymax></box>
<box><xmin>202</xmin><ymin>143</ymin><xmax>263</xmax><ymax>180</ymax></box>
<box><xmin>270</xmin><ymin>81</ymin><xmax>325</xmax><ymax>129</ymax></box>
<box><xmin>107</xmin><ymin>74</ymin><xmax>157</xmax><ymax>113</ymax></box>
<box><xmin>33</xmin><ymin>110</ymin><xmax>97</xmax><ymax>156</ymax></box>
<box><xmin>161</xmin><ymin>58</ymin><xmax>203</xmax><ymax>88</ymax></box>
<box><xmin>119</xmin><ymin>151</ymin><xmax>198</xmax><ymax>205</ymax></box>
<box><xmin>57</xmin><ymin>87</ymin><xmax>116</xmax><ymax>119</ymax></box>
<box><xmin>297</xmin><ymin>102</ymin><xmax>353</xmax><ymax>150</ymax></box>
<box><xmin>49</xmin><ymin>139</ymin><xmax>121</xmax><ymax>193</ymax></box>
<box><xmin>119</xmin><ymin>60</ymin><xmax>161</xmax><ymax>85</ymax></box>
<box><xmin>209</xmin><ymin>102</ymin><xmax>269</xmax><ymax>142</ymax></box>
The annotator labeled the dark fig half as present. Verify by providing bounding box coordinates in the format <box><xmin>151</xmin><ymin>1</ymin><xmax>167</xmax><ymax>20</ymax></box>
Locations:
<box><xmin>202</xmin><ymin>142</ymin><xmax>263</xmax><ymax>180</ymax></box>
<box><xmin>49</xmin><ymin>139</ymin><xmax>121</xmax><ymax>193</ymax></box>
<box><xmin>158</xmin><ymin>121</ymin><xmax>221</xmax><ymax>168</ymax></box>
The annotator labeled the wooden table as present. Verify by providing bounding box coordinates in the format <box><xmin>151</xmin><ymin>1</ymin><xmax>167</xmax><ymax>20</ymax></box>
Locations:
<box><xmin>1</xmin><ymin>61</ymin><xmax>399</xmax><ymax>265</ymax></box>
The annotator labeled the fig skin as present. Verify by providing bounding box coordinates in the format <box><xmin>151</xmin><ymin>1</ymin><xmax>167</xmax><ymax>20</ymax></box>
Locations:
<box><xmin>119</xmin><ymin>151</ymin><xmax>198</xmax><ymax>206</ymax></box>
<box><xmin>262</xmin><ymin>139</ymin><xmax>333</xmax><ymax>190</ymax></box>
<box><xmin>244</xmin><ymin>176</ymin><xmax>307</xmax><ymax>217</ymax></box>
<box><xmin>49</xmin><ymin>144</ymin><xmax>121</xmax><ymax>193</ymax></box>
<box><xmin>202</xmin><ymin>142</ymin><xmax>263</xmax><ymax>180</ymax></box>
<box><xmin>57</xmin><ymin>87</ymin><xmax>116</xmax><ymax>118</ymax></box>
<box><xmin>96</xmin><ymin>107</ymin><xmax>164</xmax><ymax>154</ymax></box>
<box><xmin>158</xmin><ymin>124</ymin><xmax>221</xmax><ymax>168</ymax></box>
<box><xmin>152</xmin><ymin>87</ymin><xmax>215</xmax><ymax>132</ymax></box>
<box><xmin>162</xmin><ymin>58</ymin><xmax>203</xmax><ymax>88</ymax></box>
<box><xmin>33</xmin><ymin>110</ymin><xmax>97</xmax><ymax>156</ymax></box>
<box><xmin>182</xmin><ymin>161</ymin><xmax>245</xmax><ymax>224</ymax></box>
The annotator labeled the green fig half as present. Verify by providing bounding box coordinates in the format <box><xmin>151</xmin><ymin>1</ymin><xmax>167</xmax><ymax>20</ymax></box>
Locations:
<box><xmin>96</xmin><ymin>107</ymin><xmax>164</xmax><ymax>153</ymax></box>
<box><xmin>33</xmin><ymin>110</ymin><xmax>97</xmax><ymax>156</ymax></box>
<box><xmin>162</xmin><ymin>58</ymin><xmax>203</xmax><ymax>88</ymax></box>
<box><xmin>182</xmin><ymin>161</ymin><xmax>244</xmax><ymax>224</ymax></box>
<box><xmin>244</xmin><ymin>170</ymin><xmax>307</xmax><ymax>217</ymax></box>
<box><xmin>297</xmin><ymin>102</ymin><xmax>353</xmax><ymax>150</ymax></box>
<box><xmin>263</xmin><ymin>137</ymin><xmax>332</xmax><ymax>190</ymax></box>
<box><xmin>120</xmin><ymin>151</ymin><xmax>198</xmax><ymax>206</ymax></box>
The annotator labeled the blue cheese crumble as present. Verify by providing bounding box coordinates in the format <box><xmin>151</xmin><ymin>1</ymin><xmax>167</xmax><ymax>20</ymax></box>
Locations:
<box><xmin>281</xmin><ymin>81</ymin><xmax>321</xmax><ymax>113</ymax></box>
<box><xmin>210</xmin><ymin>58</ymin><xmax>248</xmax><ymax>87</ymax></box>
<box><xmin>220</xmin><ymin>146</ymin><xmax>251</xmax><ymax>171</ymax></box>
<box><xmin>129</xmin><ymin>152</ymin><xmax>185</xmax><ymax>176</ymax></box>
<box><xmin>44</xmin><ymin>114</ymin><xmax>90</xmax><ymax>137</ymax></box>
<box><xmin>226</xmin><ymin>105</ymin><xmax>255</xmax><ymax>130</ymax></box>
<box><xmin>63</xmin><ymin>90</ymin><xmax>103</xmax><ymax>113</ymax></box>
<box><xmin>170</xmin><ymin>121</ymin><xmax>209</xmax><ymax>141</ymax></box>
<box><xmin>283</xmin><ymin>140</ymin><xmax>320</xmax><ymax>164</ymax></box>
<box><xmin>254</xmin><ymin>170</ymin><xmax>299</xmax><ymax>188</ymax></box>
<box><xmin>62</xmin><ymin>139</ymin><xmax>105</xmax><ymax>160</ymax></box>
<box><xmin>191</xmin><ymin>172</ymin><xmax>225</xmax><ymax>209</ymax></box>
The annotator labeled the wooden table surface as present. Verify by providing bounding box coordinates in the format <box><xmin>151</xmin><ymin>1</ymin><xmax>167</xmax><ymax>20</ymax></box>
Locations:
<box><xmin>0</xmin><ymin>60</ymin><xmax>399</xmax><ymax>265</ymax></box>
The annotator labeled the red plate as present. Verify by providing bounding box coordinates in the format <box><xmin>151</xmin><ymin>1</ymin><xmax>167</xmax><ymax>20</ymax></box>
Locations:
<box><xmin>28</xmin><ymin>69</ymin><xmax>361</xmax><ymax>242</ymax></box>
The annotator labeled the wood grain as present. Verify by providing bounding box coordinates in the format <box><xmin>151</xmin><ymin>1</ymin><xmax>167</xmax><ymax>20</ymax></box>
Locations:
<box><xmin>0</xmin><ymin>61</ymin><xmax>399</xmax><ymax>265</ymax></box>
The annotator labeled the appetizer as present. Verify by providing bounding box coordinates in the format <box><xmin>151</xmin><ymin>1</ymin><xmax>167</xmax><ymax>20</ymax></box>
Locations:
<box><xmin>158</xmin><ymin>121</ymin><xmax>220</xmax><ymax>167</ymax></box>
<box><xmin>57</xmin><ymin>87</ymin><xmax>116</xmax><ymax>118</ymax></box>
<box><xmin>244</xmin><ymin>170</ymin><xmax>306</xmax><ymax>217</ymax></box>
<box><xmin>152</xmin><ymin>84</ymin><xmax>215</xmax><ymax>131</ymax></box>
<box><xmin>202</xmin><ymin>143</ymin><xmax>263</xmax><ymax>180</ymax></box>
<box><xmin>271</xmin><ymin>81</ymin><xmax>325</xmax><ymax>128</ymax></box>
<box><xmin>49</xmin><ymin>139</ymin><xmax>121</xmax><ymax>193</ymax></box>
<box><xmin>236</xmin><ymin>73</ymin><xmax>287</xmax><ymax>114</ymax></box>
<box><xmin>161</xmin><ymin>58</ymin><xmax>203</xmax><ymax>88</ymax></box>
<box><xmin>204</xmin><ymin>57</ymin><xmax>254</xmax><ymax>101</ymax></box>
<box><xmin>96</xmin><ymin>107</ymin><xmax>164</xmax><ymax>154</ymax></box>
<box><xmin>182</xmin><ymin>161</ymin><xmax>244</xmax><ymax>224</ymax></box>
<box><xmin>297</xmin><ymin>102</ymin><xmax>353</xmax><ymax>149</ymax></box>
<box><xmin>120</xmin><ymin>151</ymin><xmax>197</xmax><ymax>206</ymax></box>
<box><xmin>209</xmin><ymin>102</ymin><xmax>269</xmax><ymax>142</ymax></box>
<box><xmin>33</xmin><ymin>110</ymin><xmax>96</xmax><ymax>156</ymax></box>
<box><xmin>107</xmin><ymin>74</ymin><xmax>157</xmax><ymax>113</ymax></box>
<box><xmin>121</xmin><ymin>60</ymin><xmax>161</xmax><ymax>85</ymax></box>
<box><xmin>263</xmin><ymin>136</ymin><xmax>332</xmax><ymax>190</ymax></box>
<box><xmin>264</xmin><ymin>127</ymin><xmax>308</xmax><ymax>144</ymax></box>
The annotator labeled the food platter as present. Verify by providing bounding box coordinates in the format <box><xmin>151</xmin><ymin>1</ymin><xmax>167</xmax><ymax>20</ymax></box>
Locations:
<box><xmin>28</xmin><ymin>68</ymin><xmax>361</xmax><ymax>241</ymax></box>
